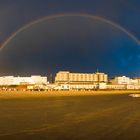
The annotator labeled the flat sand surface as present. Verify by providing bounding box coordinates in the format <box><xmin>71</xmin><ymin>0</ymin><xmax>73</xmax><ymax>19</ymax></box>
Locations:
<box><xmin>0</xmin><ymin>91</ymin><xmax>140</xmax><ymax>140</ymax></box>
<box><xmin>0</xmin><ymin>90</ymin><xmax>140</xmax><ymax>98</ymax></box>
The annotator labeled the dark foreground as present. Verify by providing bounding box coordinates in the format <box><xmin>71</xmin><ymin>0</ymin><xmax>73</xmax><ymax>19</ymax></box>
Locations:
<box><xmin>0</xmin><ymin>93</ymin><xmax>140</xmax><ymax>140</ymax></box>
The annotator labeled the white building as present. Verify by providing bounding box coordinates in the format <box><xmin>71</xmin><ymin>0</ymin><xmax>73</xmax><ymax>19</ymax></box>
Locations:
<box><xmin>134</xmin><ymin>77</ymin><xmax>140</xmax><ymax>85</ymax></box>
<box><xmin>0</xmin><ymin>75</ymin><xmax>48</xmax><ymax>85</ymax></box>
<box><xmin>99</xmin><ymin>82</ymin><xmax>107</xmax><ymax>89</ymax></box>
<box><xmin>110</xmin><ymin>76</ymin><xmax>138</xmax><ymax>85</ymax></box>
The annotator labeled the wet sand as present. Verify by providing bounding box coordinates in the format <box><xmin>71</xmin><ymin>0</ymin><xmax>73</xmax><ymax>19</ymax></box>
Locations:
<box><xmin>0</xmin><ymin>91</ymin><xmax>140</xmax><ymax>140</ymax></box>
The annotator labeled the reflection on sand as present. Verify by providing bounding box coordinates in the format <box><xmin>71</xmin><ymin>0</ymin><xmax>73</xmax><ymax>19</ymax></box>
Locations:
<box><xmin>129</xmin><ymin>94</ymin><xmax>140</xmax><ymax>98</ymax></box>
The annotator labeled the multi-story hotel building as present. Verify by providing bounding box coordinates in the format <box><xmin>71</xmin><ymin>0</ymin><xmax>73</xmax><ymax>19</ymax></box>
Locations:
<box><xmin>55</xmin><ymin>71</ymin><xmax>108</xmax><ymax>84</ymax></box>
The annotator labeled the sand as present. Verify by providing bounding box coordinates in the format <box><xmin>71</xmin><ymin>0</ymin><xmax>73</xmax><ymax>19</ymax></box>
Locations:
<box><xmin>0</xmin><ymin>90</ymin><xmax>140</xmax><ymax>98</ymax></box>
<box><xmin>0</xmin><ymin>91</ymin><xmax>140</xmax><ymax>140</ymax></box>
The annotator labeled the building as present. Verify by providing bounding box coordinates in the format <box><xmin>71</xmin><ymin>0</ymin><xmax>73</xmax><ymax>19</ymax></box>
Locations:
<box><xmin>134</xmin><ymin>77</ymin><xmax>140</xmax><ymax>85</ymax></box>
<box><xmin>55</xmin><ymin>71</ymin><xmax>108</xmax><ymax>84</ymax></box>
<box><xmin>0</xmin><ymin>75</ymin><xmax>48</xmax><ymax>86</ymax></box>
<box><xmin>110</xmin><ymin>76</ymin><xmax>138</xmax><ymax>85</ymax></box>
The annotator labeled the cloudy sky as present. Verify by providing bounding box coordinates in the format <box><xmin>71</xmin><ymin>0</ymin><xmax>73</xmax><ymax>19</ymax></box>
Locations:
<box><xmin>0</xmin><ymin>0</ymin><xmax>140</xmax><ymax>78</ymax></box>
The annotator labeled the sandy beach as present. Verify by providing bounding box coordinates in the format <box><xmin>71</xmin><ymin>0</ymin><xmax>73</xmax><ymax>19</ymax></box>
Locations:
<box><xmin>0</xmin><ymin>90</ymin><xmax>140</xmax><ymax>98</ymax></box>
<box><xmin>0</xmin><ymin>90</ymin><xmax>140</xmax><ymax>139</ymax></box>
<box><xmin>0</xmin><ymin>91</ymin><xmax>140</xmax><ymax>140</ymax></box>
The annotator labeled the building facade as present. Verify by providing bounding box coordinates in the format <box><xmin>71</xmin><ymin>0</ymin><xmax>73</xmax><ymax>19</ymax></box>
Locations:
<box><xmin>134</xmin><ymin>77</ymin><xmax>140</xmax><ymax>85</ymax></box>
<box><xmin>55</xmin><ymin>71</ymin><xmax>108</xmax><ymax>84</ymax></box>
<box><xmin>110</xmin><ymin>76</ymin><xmax>138</xmax><ymax>85</ymax></box>
<box><xmin>0</xmin><ymin>75</ymin><xmax>48</xmax><ymax>85</ymax></box>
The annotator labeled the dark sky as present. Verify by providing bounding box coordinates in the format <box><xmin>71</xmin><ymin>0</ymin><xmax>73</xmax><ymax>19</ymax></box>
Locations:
<box><xmin>0</xmin><ymin>0</ymin><xmax>140</xmax><ymax>78</ymax></box>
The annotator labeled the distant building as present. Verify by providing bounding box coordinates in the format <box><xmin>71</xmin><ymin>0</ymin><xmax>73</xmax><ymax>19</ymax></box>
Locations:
<box><xmin>2</xmin><ymin>72</ymin><xmax>140</xmax><ymax>91</ymax></box>
<box><xmin>110</xmin><ymin>76</ymin><xmax>138</xmax><ymax>85</ymax></box>
<box><xmin>55</xmin><ymin>71</ymin><xmax>108</xmax><ymax>84</ymax></box>
<box><xmin>0</xmin><ymin>75</ymin><xmax>48</xmax><ymax>86</ymax></box>
<box><xmin>134</xmin><ymin>77</ymin><xmax>140</xmax><ymax>85</ymax></box>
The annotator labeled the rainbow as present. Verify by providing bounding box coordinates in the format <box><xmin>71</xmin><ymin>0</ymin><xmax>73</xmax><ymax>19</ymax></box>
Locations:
<box><xmin>0</xmin><ymin>13</ymin><xmax>140</xmax><ymax>50</ymax></box>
